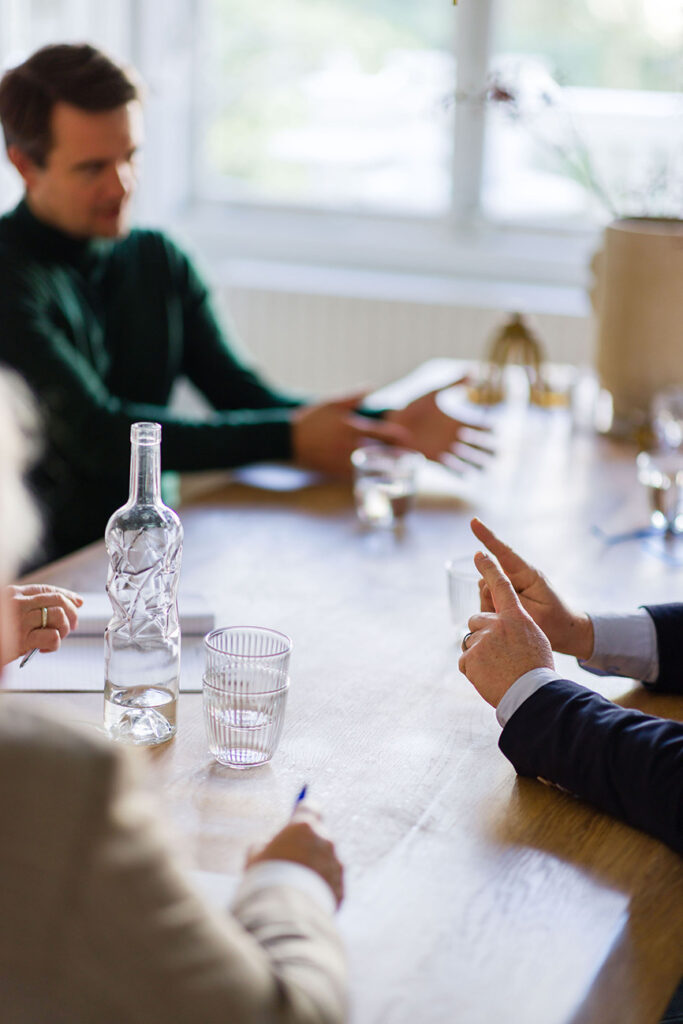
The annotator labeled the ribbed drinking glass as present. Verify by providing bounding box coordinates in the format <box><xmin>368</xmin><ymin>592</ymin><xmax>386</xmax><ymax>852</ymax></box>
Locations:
<box><xmin>203</xmin><ymin>627</ymin><xmax>292</xmax><ymax>768</ymax></box>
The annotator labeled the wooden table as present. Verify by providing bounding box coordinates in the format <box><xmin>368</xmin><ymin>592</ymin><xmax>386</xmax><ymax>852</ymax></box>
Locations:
<box><xmin>15</xmin><ymin>384</ymin><xmax>683</xmax><ymax>1024</ymax></box>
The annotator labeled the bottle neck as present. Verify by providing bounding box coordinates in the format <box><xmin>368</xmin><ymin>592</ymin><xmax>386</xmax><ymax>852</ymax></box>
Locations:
<box><xmin>129</xmin><ymin>439</ymin><xmax>161</xmax><ymax>505</ymax></box>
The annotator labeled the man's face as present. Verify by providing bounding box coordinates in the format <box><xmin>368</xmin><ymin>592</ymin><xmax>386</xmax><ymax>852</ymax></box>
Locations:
<box><xmin>16</xmin><ymin>100</ymin><xmax>144</xmax><ymax>239</ymax></box>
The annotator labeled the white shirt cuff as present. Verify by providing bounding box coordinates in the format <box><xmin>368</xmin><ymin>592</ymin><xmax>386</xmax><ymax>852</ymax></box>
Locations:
<box><xmin>496</xmin><ymin>668</ymin><xmax>563</xmax><ymax>727</ymax></box>
<box><xmin>578</xmin><ymin>610</ymin><xmax>658</xmax><ymax>682</ymax></box>
<box><xmin>235</xmin><ymin>859</ymin><xmax>337</xmax><ymax>916</ymax></box>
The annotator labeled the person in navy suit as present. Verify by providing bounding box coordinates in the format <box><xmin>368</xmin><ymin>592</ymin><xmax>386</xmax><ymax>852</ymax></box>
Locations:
<box><xmin>458</xmin><ymin>519</ymin><xmax>682</xmax><ymax>856</ymax></box>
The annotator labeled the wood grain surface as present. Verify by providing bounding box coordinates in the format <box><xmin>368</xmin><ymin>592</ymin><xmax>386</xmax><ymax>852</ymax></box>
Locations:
<box><xmin>15</xmin><ymin>394</ymin><xmax>683</xmax><ymax>1024</ymax></box>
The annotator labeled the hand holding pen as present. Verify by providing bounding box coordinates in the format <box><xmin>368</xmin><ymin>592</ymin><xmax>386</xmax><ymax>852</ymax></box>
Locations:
<box><xmin>245</xmin><ymin>784</ymin><xmax>344</xmax><ymax>907</ymax></box>
<box><xmin>2</xmin><ymin>584</ymin><xmax>83</xmax><ymax>668</ymax></box>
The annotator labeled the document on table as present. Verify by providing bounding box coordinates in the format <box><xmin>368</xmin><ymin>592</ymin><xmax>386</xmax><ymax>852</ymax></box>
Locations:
<box><xmin>2</xmin><ymin>593</ymin><xmax>214</xmax><ymax>693</ymax></box>
<box><xmin>73</xmin><ymin>592</ymin><xmax>215</xmax><ymax>636</ymax></box>
<box><xmin>3</xmin><ymin>636</ymin><xmax>206</xmax><ymax>692</ymax></box>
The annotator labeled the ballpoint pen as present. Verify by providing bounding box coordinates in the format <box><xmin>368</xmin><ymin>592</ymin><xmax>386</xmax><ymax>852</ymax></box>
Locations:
<box><xmin>19</xmin><ymin>648</ymin><xmax>38</xmax><ymax>668</ymax></box>
<box><xmin>292</xmin><ymin>784</ymin><xmax>308</xmax><ymax>812</ymax></box>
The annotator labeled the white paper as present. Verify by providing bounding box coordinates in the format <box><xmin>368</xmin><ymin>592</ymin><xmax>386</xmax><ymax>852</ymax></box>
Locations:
<box><xmin>75</xmin><ymin>592</ymin><xmax>215</xmax><ymax>636</ymax></box>
<box><xmin>3</xmin><ymin>636</ymin><xmax>206</xmax><ymax>693</ymax></box>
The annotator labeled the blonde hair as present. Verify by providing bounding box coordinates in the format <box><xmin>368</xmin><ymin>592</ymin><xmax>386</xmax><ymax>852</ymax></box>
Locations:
<box><xmin>0</xmin><ymin>368</ymin><xmax>41</xmax><ymax>582</ymax></box>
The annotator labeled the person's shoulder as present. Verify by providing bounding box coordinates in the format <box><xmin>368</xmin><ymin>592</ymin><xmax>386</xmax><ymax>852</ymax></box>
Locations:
<box><xmin>0</xmin><ymin>208</ymin><xmax>50</xmax><ymax>294</ymax></box>
<box><xmin>0</xmin><ymin>210</ymin><xmax>32</xmax><ymax>272</ymax></box>
<box><xmin>0</xmin><ymin>697</ymin><xmax>119</xmax><ymax>786</ymax></box>
<box><xmin>120</xmin><ymin>226</ymin><xmax>192</xmax><ymax>267</ymax></box>
<box><xmin>114</xmin><ymin>227</ymin><xmax>197</xmax><ymax>287</ymax></box>
<box><xmin>0</xmin><ymin>700</ymin><xmax>134</xmax><ymax>913</ymax></box>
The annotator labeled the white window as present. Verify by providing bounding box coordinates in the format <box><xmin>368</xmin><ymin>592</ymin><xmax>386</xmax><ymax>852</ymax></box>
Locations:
<box><xmin>192</xmin><ymin>0</ymin><xmax>682</xmax><ymax>228</ymax></box>
<box><xmin>193</xmin><ymin>0</ymin><xmax>457</xmax><ymax>216</ymax></box>
<box><xmin>0</xmin><ymin>0</ymin><xmax>679</xmax><ymax>288</ymax></box>
<box><xmin>485</xmin><ymin>0</ymin><xmax>683</xmax><ymax>225</ymax></box>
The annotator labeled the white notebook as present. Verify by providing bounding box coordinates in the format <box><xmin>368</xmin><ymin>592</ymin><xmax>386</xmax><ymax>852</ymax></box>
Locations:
<box><xmin>1</xmin><ymin>594</ymin><xmax>215</xmax><ymax>692</ymax></box>
<box><xmin>75</xmin><ymin>592</ymin><xmax>215</xmax><ymax>637</ymax></box>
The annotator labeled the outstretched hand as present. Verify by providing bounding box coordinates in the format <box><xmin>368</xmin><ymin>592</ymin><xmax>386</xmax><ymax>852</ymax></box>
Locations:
<box><xmin>470</xmin><ymin>518</ymin><xmax>594</xmax><ymax>659</ymax></box>
<box><xmin>459</xmin><ymin>551</ymin><xmax>554</xmax><ymax>708</ymax></box>
<box><xmin>291</xmin><ymin>391</ymin><xmax>411</xmax><ymax>476</ymax></box>
<box><xmin>386</xmin><ymin>380</ymin><xmax>493</xmax><ymax>470</ymax></box>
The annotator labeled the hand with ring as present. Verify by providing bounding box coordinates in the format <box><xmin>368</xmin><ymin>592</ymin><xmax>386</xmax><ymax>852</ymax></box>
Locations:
<box><xmin>458</xmin><ymin>551</ymin><xmax>554</xmax><ymax>708</ymax></box>
<box><xmin>461</xmin><ymin>631</ymin><xmax>474</xmax><ymax>652</ymax></box>
<box><xmin>1</xmin><ymin>584</ymin><xmax>83</xmax><ymax>666</ymax></box>
<box><xmin>470</xmin><ymin>518</ymin><xmax>594</xmax><ymax>659</ymax></box>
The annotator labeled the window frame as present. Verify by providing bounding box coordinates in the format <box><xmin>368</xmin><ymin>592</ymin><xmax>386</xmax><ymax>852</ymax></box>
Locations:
<box><xmin>168</xmin><ymin>0</ymin><xmax>602</xmax><ymax>294</ymax></box>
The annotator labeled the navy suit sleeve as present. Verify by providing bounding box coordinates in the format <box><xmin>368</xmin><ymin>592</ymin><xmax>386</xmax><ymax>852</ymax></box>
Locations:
<box><xmin>643</xmin><ymin>604</ymin><xmax>683</xmax><ymax>694</ymax></box>
<box><xmin>499</xmin><ymin>679</ymin><xmax>683</xmax><ymax>854</ymax></box>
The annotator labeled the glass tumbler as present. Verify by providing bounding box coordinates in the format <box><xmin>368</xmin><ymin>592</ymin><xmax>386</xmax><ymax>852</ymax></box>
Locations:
<box><xmin>445</xmin><ymin>556</ymin><xmax>481</xmax><ymax>640</ymax></box>
<box><xmin>203</xmin><ymin>626</ymin><xmax>292</xmax><ymax>768</ymax></box>
<box><xmin>652</xmin><ymin>388</ymin><xmax>683</xmax><ymax>451</ymax></box>
<box><xmin>636</xmin><ymin>451</ymin><xmax>683</xmax><ymax>533</ymax></box>
<box><xmin>351</xmin><ymin>446</ymin><xmax>424</xmax><ymax>528</ymax></box>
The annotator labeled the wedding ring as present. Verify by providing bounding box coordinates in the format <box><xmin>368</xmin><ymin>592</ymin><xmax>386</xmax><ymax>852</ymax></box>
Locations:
<box><xmin>461</xmin><ymin>631</ymin><xmax>474</xmax><ymax>652</ymax></box>
<box><xmin>40</xmin><ymin>606</ymin><xmax>48</xmax><ymax>629</ymax></box>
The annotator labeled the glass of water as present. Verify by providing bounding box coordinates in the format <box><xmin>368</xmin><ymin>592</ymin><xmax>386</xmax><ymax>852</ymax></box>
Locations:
<box><xmin>203</xmin><ymin>626</ymin><xmax>292</xmax><ymax>769</ymax></box>
<box><xmin>445</xmin><ymin>556</ymin><xmax>481</xmax><ymax>640</ymax></box>
<box><xmin>351</xmin><ymin>446</ymin><xmax>423</xmax><ymax>529</ymax></box>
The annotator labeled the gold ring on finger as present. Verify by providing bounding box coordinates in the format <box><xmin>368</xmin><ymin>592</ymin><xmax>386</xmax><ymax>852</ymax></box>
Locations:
<box><xmin>41</xmin><ymin>606</ymin><xmax>48</xmax><ymax>629</ymax></box>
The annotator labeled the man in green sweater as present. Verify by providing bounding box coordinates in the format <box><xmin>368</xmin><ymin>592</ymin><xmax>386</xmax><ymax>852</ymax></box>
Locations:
<box><xmin>0</xmin><ymin>43</ymin><xmax>489</xmax><ymax>564</ymax></box>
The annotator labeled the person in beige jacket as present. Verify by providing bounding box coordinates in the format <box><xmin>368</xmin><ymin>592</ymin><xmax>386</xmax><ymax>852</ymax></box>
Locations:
<box><xmin>0</xmin><ymin>368</ymin><xmax>347</xmax><ymax>1024</ymax></box>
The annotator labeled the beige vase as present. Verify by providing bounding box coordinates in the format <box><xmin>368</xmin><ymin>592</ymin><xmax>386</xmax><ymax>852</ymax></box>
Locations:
<box><xmin>591</xmin><ymin>218</ymin><xmax>683</xmax><ymax>437</ymax></box>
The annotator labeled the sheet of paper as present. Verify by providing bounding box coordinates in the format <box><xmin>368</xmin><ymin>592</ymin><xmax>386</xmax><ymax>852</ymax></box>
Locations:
<box><xmin>75</xmin><ymin>592</ymin><xmax>215</xmax><ymax>636</ymax></box>
<box><xmin>3</xmin><ymin>636</ymin><xmax>206</xmax><ymax>693</ymax></box>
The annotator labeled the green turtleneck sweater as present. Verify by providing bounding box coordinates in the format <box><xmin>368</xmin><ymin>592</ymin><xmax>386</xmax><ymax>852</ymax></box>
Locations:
<box><xmin>0</xmin><ymin>201</ymin><xmax>302</xmax><ymax>563</ymax></box>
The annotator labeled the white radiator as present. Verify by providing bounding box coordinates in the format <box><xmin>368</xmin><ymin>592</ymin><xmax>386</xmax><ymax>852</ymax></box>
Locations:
<box><xmin>217</xmin><ymin>264</ymin><xmax>593</xmax><ymax>395</ymax></box>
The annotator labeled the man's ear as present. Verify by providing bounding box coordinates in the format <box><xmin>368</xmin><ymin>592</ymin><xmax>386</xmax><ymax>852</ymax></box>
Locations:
<box><xmin>7</xmin><ymin>145</ymin><xmax>40</xmax><ymax>188</ymax></box>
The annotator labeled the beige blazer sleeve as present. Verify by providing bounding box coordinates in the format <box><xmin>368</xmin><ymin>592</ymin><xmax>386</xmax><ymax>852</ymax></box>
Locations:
<box><xmin>0</xmin><ymin>702</ymin><xmax>346</xmax><ymax>1024</ymax></box>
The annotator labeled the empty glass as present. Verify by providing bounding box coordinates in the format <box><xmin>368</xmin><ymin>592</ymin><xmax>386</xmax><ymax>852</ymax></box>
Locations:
<box><xmin>636</xmin><ymin>451</ymin><xmax>683</xmax><ymax>533</ymax></box>
<box><xmin>652</xmin><ymin>388</ymin><xmax>683</xmax><ymax>451</ymax></box>
<box><xmin>446</xmin><ymin>556</ymin><xmax>481</xmax><ymax>639</ymax></box>
<box><xmin>203</xmin><ymin>627</ymin><xmax>292</xmax><ymax>768</ymax></box>
<box><xmin>351</xmin><ymin>446</ymin><xmax>423</xmax><ymax>529</ymax></box>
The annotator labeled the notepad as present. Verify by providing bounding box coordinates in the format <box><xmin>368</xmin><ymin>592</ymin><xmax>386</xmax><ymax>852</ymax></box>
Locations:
<box><xmin>3</xmin><ymin>635</ymin><xmax>207</xmax><ymax>693</ymax></box>
<box><xmin>74</xmin><ymin>592</ymin><xmax>215</xmax><ymax>637</ymax></box>
<box><xmin>2</xmin><ymin>594</ymin><xmax>215</xmax><ymax>693</ymax></box>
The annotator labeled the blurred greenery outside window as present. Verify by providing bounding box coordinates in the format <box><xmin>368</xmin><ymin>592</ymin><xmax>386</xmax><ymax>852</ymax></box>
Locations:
<box><xmin>197</xmin><ymin>0</ymin><xmax>682</xmax><ymax>227</ymax></box>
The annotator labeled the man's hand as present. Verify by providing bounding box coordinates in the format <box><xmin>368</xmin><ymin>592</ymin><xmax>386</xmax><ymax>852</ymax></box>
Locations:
<box><xmin>385</xmin><ymin>381</ymin><xmax>493</xmax><ymax>469</ymax></box>
<box><xmin>1</xmin><ymin>584</ymin><xmax>83</xmax><ymax>665</ymax></box>
<box><xmin>470</xmin><ymin>518</ymin><xmax>594</xmax><ymax>660</ymax></box>
<box><xmin>459</xmin><ymin>552</ymin><xmax>554</xmax><ymax>708</ymax></box>
<box><xmin>246</xmin><ymin>808</ymin><xmax>344</xmax><ymax>907</ymax></box>
<box><xmin>291</xmin><ymin>392</ymin><xmax>411</xmax><ymax>477</ymax></box>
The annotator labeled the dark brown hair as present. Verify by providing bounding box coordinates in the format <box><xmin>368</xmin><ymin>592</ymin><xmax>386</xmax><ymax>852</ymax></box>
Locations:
<box><xmin>0</xmin><ymin>43</ymin><xmax>140</xmax><ymax>166</ymax></box>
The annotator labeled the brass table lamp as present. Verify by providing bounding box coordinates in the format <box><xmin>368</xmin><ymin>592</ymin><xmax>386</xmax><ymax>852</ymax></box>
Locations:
<box><xmin>467</xmin><ymin>313</ymin><xmax>569</xmax><ymax>408</ymax></box>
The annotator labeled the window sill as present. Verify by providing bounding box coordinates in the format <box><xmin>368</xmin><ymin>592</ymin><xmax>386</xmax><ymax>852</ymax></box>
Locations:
<box><xmin>174</xmin><ymin>200</ymin><xmax>599</xmax><ymax>316</ymax></box>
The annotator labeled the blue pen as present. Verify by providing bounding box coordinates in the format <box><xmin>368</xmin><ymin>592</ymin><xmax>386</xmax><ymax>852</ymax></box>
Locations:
<box><xmin>293</xmin><ymin>784</ymin><xmax>308</xmax><ymax>811</ymax></box>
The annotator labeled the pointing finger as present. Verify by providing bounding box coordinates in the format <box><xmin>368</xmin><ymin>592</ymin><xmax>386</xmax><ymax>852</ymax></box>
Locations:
<box><xmin>470</xmin><ymin>519</ymin><xmax>533</xmax><ymax>576</ymax></box>
<box><xmin>473</xmin><ymin>551</ymin><xmax>522</xmax><ymax>615</ymax></box>
<box><xmin>478</xmin><ymin>578</ymin><xmax>495</xmax><ymax>613</ymax></box>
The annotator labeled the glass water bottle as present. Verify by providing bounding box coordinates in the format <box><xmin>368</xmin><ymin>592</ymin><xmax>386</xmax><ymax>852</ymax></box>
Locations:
<box><xmin>104</xmin><ymin>422</ymin><xmax>183</xmax><ymax>745</ymax></box>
